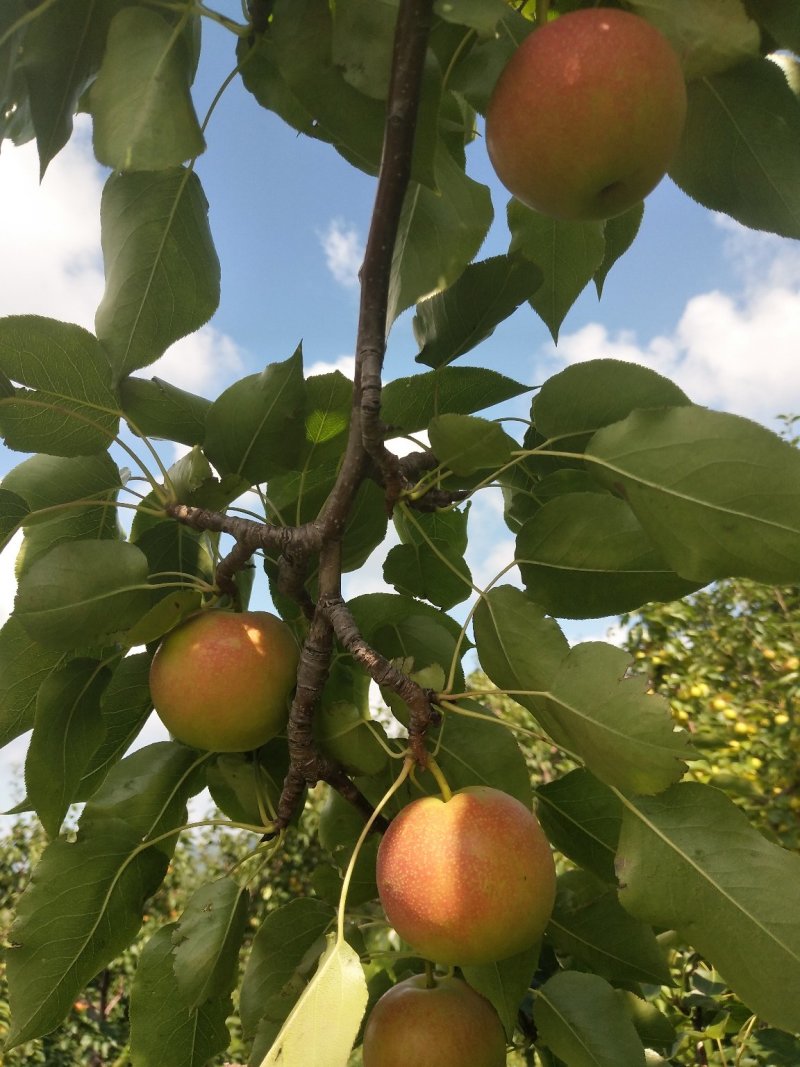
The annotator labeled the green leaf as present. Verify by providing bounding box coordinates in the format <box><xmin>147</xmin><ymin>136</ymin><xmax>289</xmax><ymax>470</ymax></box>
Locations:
<box><xmin>95</xmin><ymin>169</ymin><xmax>220</xmax><ymax>380</ymax></box>
<box><xmin>77</xmin><ymin>651</ymin><xmax>154</xmax><ymax>799</ymax></box>
<box><xmin>508</xmin><ymin>201</ymin><xmax>606</xmax><ymax>342</ymax></box>
<box><xmin>204</xmin><ymin>348</ymin><xmax>305</xmax><ymax>484</ymax></box>
<box><xmin>81</xmin><ymin>741</ymin><xmax>202</xmax><ymax>843</ymax></box>
<box><xmin>331</xmin><ymin>0</ymin><xmax>397</xmax><ymax>100</ymax></box>
<box><xmin>129</xmin><ymin>922</ymin><xmax>231</xmax><ymax>1067</ymax></box>
<box><xmin>0</xmin><ymin>1</ymin><xmax>34</xmax><ymax>148</ymax></box>
<box><xmin>259</xmin><ymin>934</ymin><xmax>368</xmax><ymax>1067</ymax></box>
<box><xmin>0</xmin><ymin>616</ymin><xmax>66</xmax><ymax>750</ymax></box>
<box><xmin>474</xmin><ymin>586</ymin><xmax>691</xmax><ymax>793</ymax></box>
<box><xmin>628</xmin><ymin>0</ymin><xmax>760</xmax><ymax>79</ymax></box>
<box><xmin>546</xmin><ymin>870</ymin><xmax>671</xmax><ymax>986</ymax></box>
<box><xmin>535</xmin><ymin>970</ymin><xmax>647</xmax><ymax>1067</ymax></box>
<box><xmin>0</xmin><ymin>488</ymin><xmax>29</xmax><ymax>550</ymax></box>
<box><xmin>25</xmin><ymin>659</ymin><xmax>111</xmax><ymax>837</ymax></box>
<box><xmin>7</xmin><ymin>821</ymin><xmax>167</xmax><ymax>1048</ymax></box>
<box><xmin>383</xmin><ymin>525</ymin><xmax>472</xmax><ymax>610</ymax></box>
<box><xmin>533</xmin><ymin>358</ymin><xmax>691</xmax><ymax>449</ymax></box>
<box><xmin>206</xmin><ymin>743</ymin><xmax>288</xmax><ymax>827</ymax></box>
<box><xmin>123</xmin><ymin>589</ymin><xmax>202</xmax><ymax>648</ymax></box>
<box><xmin>616</xmin><ymin>781</ymin><xmax>800</xmax><ymax>1032</ymax></box>
<box><xmin>516</xmin><ymin>493</ymin><xmax>702</xmax><ymax>619</ymax></box>
<box><xmin>669</xmin><ymin>59</ymin><xmax>800</xmax><ymax>238</ymax></box>
<box><xmin>6</xmin><ymin>743</ymin><xmax>200</xmax><ymax>1047</ymax></box>
<box><xmin>462</xmin><ymin>946</ymin><xmax>541</xmax><ymax>1040</ymax></box>
<box><xmin>388</xmin><ymin>147</ymin><xmax>493</xmax><ymax>323</ymax></box>
<box><xmin>298</xmin><ymin>370</ymin><xmax>352</xmax><ymax>468</ymax></box>
<box><xmin>748</xmin><ymin>0</ymin><xmax>800</xmax><ymax>53</ymax></box>
<box><xmin>434</xmin><ymin>0</ymin><xmax>510</xmax><ymax>37</ymax></box>
<box><xmin>536</xmin><ymin>769</ymin><xmax>622</xmax><ymax>885</ymax></box>
<box><xmin>90</xmin><ymin>7</ymin><xmax>204</xmax><ymax>171</ymax></box>
<box><xmin>428</xmin><ymin>413</ymin><xmax>517</xmax><ymax>476</ymax></box>
<box><xmin>14</xmin><ymin>540</ymin><xmax>152</xmax><ymax>651</ymax></box>
<box><xmin>0</xmin><ymin>316</ymin><xmax>118</xmax><ymax>456</ymax></box>
<box><xmin>264</xmin><ymin>0</ymin><xmax>384</xmax><ymax>174</ymax></box>
<box><xmin>240</xmin><ymin>898</ymin><xmax>334</xmax><ymax>1042</ymax></box>
<box><xmin>427</xmin><ymin>700</ymin><xmax>533</xmax><ymax>807</ymax></box>
<box><xmin>16</xmin><ymin>0</ymin><xmax>115</xmax><ymax>176</ymax></box>
<box><xmin>382</xmin><ymin>366</ymin><xmax>531</xmax><ymax>433</ymax></box>
<box><xmin>413</xmin><ymin>255</ymin><xmax>542</xmax><ymax>368</ymax></box>
<box><xmin>314</xmin><ymin>702</ymin><xmax>389</xmax><ymax>777</ymax></box>
<box><xmin>120</xmin><ymin>375</ymin><xmax>210</xmax><ymax>446</ymax></box>
<box><xmin>172</xmin><ymin>878</ymin><xmax>248</xmax><ymax>1010</ymax></box>
<box><xmin>586</xmin><ymin>406</ymin><xmax>800</xmax><ymax>584</ymax></box>
<box><xmin>595</xmin><ymin>205</ymin><xmax>644</xmax><ymax>297</ymax></box>
<box><xmin>4</xmin><ymin>452</ymin><xmax>122</xmax><ymax>575</ymax></box>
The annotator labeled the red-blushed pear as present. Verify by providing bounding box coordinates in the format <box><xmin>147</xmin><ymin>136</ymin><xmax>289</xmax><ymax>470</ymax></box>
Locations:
<box><xmin>361</xmin><ymin>974</ymin><xmax>507</xmax><ymax>1067</ymax></box>
<box><xmin>149</xmin><ymin>610</ymin><xmax>299</xmax><ymax>752</ymax></box>
<box><xmin>376</xmin><ymin>786</ymin><xmax>556</xmax><ymax>966</ymax></box>
<box><xmin>485</xmin><ymin>8</ymin><xmax>687</xmax><ymax>221</ymax></box>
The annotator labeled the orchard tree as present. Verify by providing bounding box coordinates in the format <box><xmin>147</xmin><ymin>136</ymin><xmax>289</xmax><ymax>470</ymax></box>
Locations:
<box><xmin>1</xmin><ymin>3</ymin><xmax>800</xmax><ymax>1067</ymax></box>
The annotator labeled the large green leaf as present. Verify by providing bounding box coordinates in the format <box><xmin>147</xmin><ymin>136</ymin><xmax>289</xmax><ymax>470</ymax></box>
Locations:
<box><xmin>536</xmin><ymin>770</ymin><xmax>621</xmax><ymax>886</ymax></box>
<box><xmin>0</xmin><ymin>316</ymin><xmax>118</xmax><ymax>456</ymax></box>
<box><xmin>669</xmin><ymin>59</ymin><xmax>800</xmax><ymax>238</ymax></box>
<box><xmin>532</xmin><ymin>359</ymin><xmax>691</xmax><ymax>448</ymax></box>
<box><xmin>413</xmin><ymin>255</ymin><xmax>542</xmax><ymax>368</ymax></box>
<box><xmin>0</xmin><ymin>617</ymin><xmax>67</xmax><ymax>751</ymax></box>
<box><xmin>428</xmin><ymin>413</ymin><xmax>517</xmax><ymax>476</ymax></box>
<box><xmin>25</xmin><ymin>659</ymin><xmax>111</xmax><ymax>837</ymax></box>
<box><xmin>594</xmin><ymin>205</ymin><xmax>644</xmax><ymax>297</ymax></box>
<box><xmin>474</xmin><ymin>586</ymin><xmax>691</xmax><ymax>794</ymax></box>
<box><xmin>95</xmin><ymin>169</ymin><xmax>220</xmax><ymax>380</ymax></box>
<box><xmin>6</xmin><ymin>743</ymin><xmax>200</xmax><ymax>1047</ymax></box>
<box><xmin>516</xmin><ymin>493</ymin><xmax>702</xmax><ymax>619</ymax></box>
<box><xmin>119</xmin><ymin>375</ymin><xmax>210</xmax><ymax>445</ymax></box>
<box><xmin>77</xmin><ymin>651</ymin><xmax>154</xmax><ymax>800</ymax></box>
<box><xmin>0</xmin><ymin>1</ymin><xmax>34</xmax><ymax>148</ymax></box>
<box><xmin>546</xmin><ymin>870</ymin><xmax>671</xmax><ymax>986</ymax></box>
<box><xmin>259</xmin><ymin>935</ymin><xmax>368</xmax><ymax>1067</ymax></box>
<box><xmin>90</xmin><ymin>7</ymin><xmax>204</xmax><ymax>171</ymax></box>
<box><xmin>171</xmin><ymin>878</ymin><xmax>248</xmax><ymax>1010</ymax></box>
<box><xmin>259</xmin><ymin>0</ymin><xmax>384</xmax><ymax>173</ymax></box>
<box><xmin>204</xmin><ymin>348</ymin><xmax>305</xmax><ymax>484</ymax></box>
<box><xmin>383</xmin><ymin>521</ymin><xmax>472</xmax><ymax>611</ymax></box>
<box><xmin>616</xmin><ymin>781</ymin><xmax>800</xmax><ymax>1032</ymax></box>
<box><xmin>16</xmin><ymin>0</ymin><xmax>116</xmax><ymax>175</ymax></box>
<box><xmin>535</xmin><ymin>970</ymin><xmax>647</xmax><ymax>1067</ymax></box>
<box><xmin>240</xmin><ymin>898</ymin><xmax>334</xmax><ymax>1044</ymax></box>
<box><xmin>129</xmin><ymin>922</ymin><xmax>231</xmax><ymax>1067</ymax></box>
<box><xmin>14</xmin><ymin>540</ymin><xmax>152</xmax><ymax>651</ymax></box>
<box><xmin>296</xmin><ymin>370</ymin><xmax>352</xmax><ymax>469</ymax></box>
<box><xmin>4</xmin><ymin>452</ymin><xmax>122</xmax><ymax>576</ymax></box>
<box><xmin>461</xmin><ymin>943</ymin><xmax>541</xmax><ymax>1040</ymax></box>
<box><xmin>586</xmin><ymin>406</ymin><xmax>800</xmax><ymax>584</ymax></box>
<box><xmin>508</xmin><ymin>201</ymin><xmax>606</xmax><ymax>342</ymax></box>
<box><xmin>747</xmin><ymin>0</ymin><xmax>800</xmax><ymax>53</ymax></box>
<box><xmin>388</xmin><ymin>147</ymin><xmax>493</xmax><ymax>323</ymax></box>
<box><xmin>381</xmin><ymin>366</ymin><xmax>530</xmax><ymax>433</ymax></box>
<box><xmin>0</xmin><ymin>488</ymin><xmax>29</xmax><ymax>551</ymax></box>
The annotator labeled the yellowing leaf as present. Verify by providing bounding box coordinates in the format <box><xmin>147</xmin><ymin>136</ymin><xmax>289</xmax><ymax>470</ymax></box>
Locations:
<box><xmin>258</xmin><ymin>935</ymin><xmax>368</xmax><ymax>1067</ymax></box>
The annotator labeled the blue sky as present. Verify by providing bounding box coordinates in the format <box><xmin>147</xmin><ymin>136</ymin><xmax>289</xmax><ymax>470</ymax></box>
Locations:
<box><xmin>1</xmin><ymin>15</ymin><xmax>800</xmax><ymax>808</ymax></box>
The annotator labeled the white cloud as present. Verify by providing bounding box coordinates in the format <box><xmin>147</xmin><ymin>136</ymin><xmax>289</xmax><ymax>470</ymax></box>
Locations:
<box><xmin>0</xmin><ymin>119</ymin><xmax>104</xmax><ymax>328</ymax></box>
<box><xmin>319</xmin><ymin>218</ymin><xmax>363</xmax><ymax>289</ymax></box>
<box><xmin>147</xmin><ymin>324</ymin><xmax>245</xmax><ymax>398</ymax></box>
<box><xmin>550</xmin><ymin>226</ymin><xmax>800</xmax><ymax>425</ymax></box>
<box><xmin>306</xmin><ymin>354</ymin><xmax>355</xmax><ymax>379</ymax></box>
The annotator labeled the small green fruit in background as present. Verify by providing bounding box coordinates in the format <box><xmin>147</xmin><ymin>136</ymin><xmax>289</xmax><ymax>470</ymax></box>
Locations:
<box><xmin>485</xmin><ymin>8</ymin><xmax>687</xmax><ymax>221</ymax></box>
<box><xmin>361</xmin><ymin>974</ymin><xmax>507</xmax><ymax>1067</ymax></box>
<box><xmin>149</xmin><ymin>610</ymin><xmax>299</xmax><ymax>752</ymax></box>
<box><xmin>376</xmin><ymin>785</ymin><xmax>556</xmax><ymax>966</ymax></box>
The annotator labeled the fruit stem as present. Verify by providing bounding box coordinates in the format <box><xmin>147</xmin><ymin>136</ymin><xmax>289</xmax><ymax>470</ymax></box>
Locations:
<box><xmin>535</xmin><ymin>0</ymin><xmax>549</xmax><ymax>25</ymax></box>
<box><xmin>424</xmin><ymin>960</ymin><xmax>437</xmax><ymax>989</ymax></box>
<box><xmin>427</xmin><ymin>757</ymin><xmax>453</xmax><ymax>802</ymax></box>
